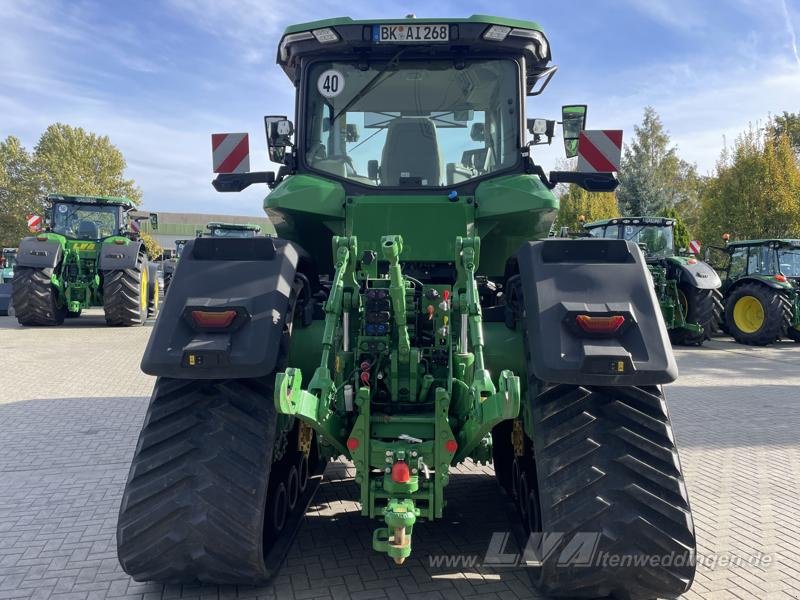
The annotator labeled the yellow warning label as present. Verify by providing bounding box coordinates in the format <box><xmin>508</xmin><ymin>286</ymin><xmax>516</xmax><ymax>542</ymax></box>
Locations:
<box><xmin>188</xmin><ymin>355</ymin><xmax>196</xmax><ymax>366</ymax></box>
<box><xmin>614</xmin><ymin>361</ymin><xmax>625</xmax><ymax>373</ymax></box>
<box><xmin>72</xmin><ymin>242</ymin><xmax>96</xmax><ymax>251</ymax></box>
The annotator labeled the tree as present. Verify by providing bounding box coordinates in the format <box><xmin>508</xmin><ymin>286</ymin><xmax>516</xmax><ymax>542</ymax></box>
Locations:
<box><xmin>698</xmin><ymin>126</ymin><xmax>800</xmax><ymax>244</ymax></box>
<box><xmin>770</xmin><ymin>111</ymin><xmax>800</xmax><ymax>155</ymax></box>
<box><xmin>0</xmin><ymin>136</ymin><xmax>43</xmax><ymax>247</ymax></box>
<box><xmin>140</xmin><ymin>232</ymin><xmax>163</xmax><ymax>260</ymax></box>
<box><xmin>662</xmin><ymin>207</ymin><xmax>690</xmax><ymax>251</ymax></box>
<box><xmin>617</xmin><ymin>107</ymin><xmax>702</xmax><ymax>228</ymax></box>
<box><xmin>556</xmin><ymin>184</ymin><xmax>620</xmax><ymax>231</ymax></box>
<box><xmin>0</xmin><ymin>125</ymin><xmax>142</xmax><ymax>246</ymax></box>
<box><xmin>33</xmin><ymin>124</ymin><xmax>142</xmax><ymax>203</ymax></box>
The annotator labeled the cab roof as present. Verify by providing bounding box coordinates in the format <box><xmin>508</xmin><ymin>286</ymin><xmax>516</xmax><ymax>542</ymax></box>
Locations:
<box><xmin>277</xmin><ymin>15</ymin><xmax>551</xmax><ymax>92</ymax></box>
<box><xmin>726</xmin><ymin>239</ymin><xmax>800</xmax><ymax>248</ymax></box>
<box><xmin>584</xmin><ymin>216</ymin><xmax>675</xmax><ymax>228</ymax></box>
<box><xmin>47</xmin><ymin>193</ymin><xmax>135</xmax><ymax>209</ymax></box>
<box><xmin>206</xmin><ymin>222</ymin><xmax>262</xmax><ymax>232</ymax></box>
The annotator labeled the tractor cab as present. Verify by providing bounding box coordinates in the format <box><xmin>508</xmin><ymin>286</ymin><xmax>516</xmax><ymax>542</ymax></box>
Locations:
<box><xmin>721</xmin><ymin>239</ymin><xmax>800</xmax><ymax>289</ymax></box>
<box><xmin>585</xmin><ymin>216</ymin><xmax>675</xmax><ymax>260</ymax></box>
<box><xmin>46</xmin><ymin>194</ymin><xmax>136</xmax><ymax>241</ymax></box>
<box><xmin>1</xmin><ymin>248</ymin><xmax>17</xmax><ymax>283</ymax></box>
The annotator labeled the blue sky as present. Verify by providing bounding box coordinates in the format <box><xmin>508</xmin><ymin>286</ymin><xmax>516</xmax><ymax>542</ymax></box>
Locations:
<box><xmin>2</xmin><ymin>0</ymin><xmax>799</xmax><ymax>216</ymax></box>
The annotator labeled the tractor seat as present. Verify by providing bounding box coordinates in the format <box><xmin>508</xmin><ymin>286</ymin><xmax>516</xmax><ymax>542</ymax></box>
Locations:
<box><xmin>380</xmin><ymin>118</ymin><xmax>441</xmax><ymax>186</ymax></box>
<box><xmin>76</xmin><ymin>220</ymin><xmax>99</xmax><ymax>239</ymax></box>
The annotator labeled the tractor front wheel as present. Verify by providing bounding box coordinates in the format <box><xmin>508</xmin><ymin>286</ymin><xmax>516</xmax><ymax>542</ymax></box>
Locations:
<box><xmin>11</xmin><ymin>267</ymin><xmax>66</xmax><ymax>326</ymax></box>
<box><xmin>103</xmin><ymin>253</ymin><xmax>148</xmax><ymax>326</ymax></box>
<box><xmin>669</xmin><ymin>284</ymin><xmax>721</xmax><ymax>346</ymax></box>
<box><xmin>724</xmin><ymin>282</ymin><xmax>790</xmax><ymax>345</ymax></box>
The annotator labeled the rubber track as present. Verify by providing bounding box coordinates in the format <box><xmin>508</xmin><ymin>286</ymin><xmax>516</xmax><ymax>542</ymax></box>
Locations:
<box><xmin>530</xmin><ymin>384</ymin><xmax>696</xmax><ymax>599</ymax></box>
<box><xmin>104</xmin><ymin>256</ymin><xmax>145</xmax><ymax>326</ymax></box>
<box><xmin>11</xmin><ymin>267</ymin><xmax>64</xmax><ymax>326</ymax></box>
<box><xmin>669</xmin><ymin>285</ymin><xmax>720</xmax><ymax>346</ymax></box>
<box><xmin>724</xmin><ymin>282</ymin><xmax>790</xmax><ymax>345</ymax></box>
<box><xmin>118</xmin><ymin>377</ymin><xmax>284</xmax><ymax>584</ymax></box>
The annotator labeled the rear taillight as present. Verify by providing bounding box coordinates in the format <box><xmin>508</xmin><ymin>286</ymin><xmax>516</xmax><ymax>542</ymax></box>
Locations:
<box><xmin>576</xmin><ymin>314</ymin><xmax>626</xmax><ymax>334</ymax></box>
<box><xmin>191</xmin><ymin>309</ymin><xmax>237</xmax><ymax>329</ymax></box>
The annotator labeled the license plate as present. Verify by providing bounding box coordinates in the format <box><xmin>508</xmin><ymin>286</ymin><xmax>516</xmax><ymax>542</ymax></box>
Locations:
<box><xmin>373</xmin><ymin>23</ymin><xmax>450</xmax><ymax>43</ymax></box>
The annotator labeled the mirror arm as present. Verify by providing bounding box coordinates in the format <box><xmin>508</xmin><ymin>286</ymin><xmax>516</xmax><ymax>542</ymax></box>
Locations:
<box><xmin>212</xmin><ymin>171</ymin><xmax>276</xmax><ymax>193</ymax></box>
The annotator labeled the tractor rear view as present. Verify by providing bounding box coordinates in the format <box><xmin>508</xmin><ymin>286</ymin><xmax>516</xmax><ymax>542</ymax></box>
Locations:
<box><xmin>118</xmin><ymin>16</ymin><xmax>696</xmax><ymax>599</ymax></box>
<box><xmin>12</xmin><ymin>194</ymin><xmax>158</xmax><ymax>326</ymax></box>
<box><xmin>0</xmin><ymin>248</ymin><xmax>17</xmax><ymax>316</ymax></box>
<box><xmin>585</xmin><ymin>216</ymin><xmax>722</xmax><ymax>345</ymax></box>
<box><xmin>719</xmin><ymin>239</ymin><xmax>800</xmax><ymax>344</ymax></box>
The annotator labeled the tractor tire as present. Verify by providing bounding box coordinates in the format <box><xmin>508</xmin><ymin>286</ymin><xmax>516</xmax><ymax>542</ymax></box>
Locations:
<box><xmin>787</xmin><ymin>324</ymin><xmax>800</xmax><ymax>342</ymax></box>
<box><xmin>669</xmin><ymin>284</ymin><xmax>720</xmax><ymax>346</ymax></box>
<box><xmin>11</xmin><ymin>267</ymin><xmax>66</xmax><ymax>326</ymax></box>
<box><xmin>117</xmin><ymin>376</ymin><xmax>313</xmax><ymax>584</ymax></box>
<box><xmin>146</xmin><ymin>263</ymin><xmax>159</xmax><ymax>318</ymax></box>
<box><xmin>724</xmin><ymin>282</ymin><xmax>790</xmax><ymax>346</ymax></box>
<box><xmin>103</xmin><ymin>253</ymin><xmax>148</xmax><ymax>326</ymax></box>
<box><xmin>515</xmin><ymin>384</ymin><xmax>695</xmax><ymax>600</ymax></box>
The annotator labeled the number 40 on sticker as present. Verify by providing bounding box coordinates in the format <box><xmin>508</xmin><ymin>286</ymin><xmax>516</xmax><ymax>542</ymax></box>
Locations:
<box><xmin>317</xmin><ymin>69</ymin><xmax>344</xmax><ymax>98</ymax></box>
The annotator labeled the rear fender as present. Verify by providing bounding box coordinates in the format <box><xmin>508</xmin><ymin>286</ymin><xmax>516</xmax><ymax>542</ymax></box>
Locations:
<box><xmin>668</xmin><ymin>257</ymin><xmax>721</xmax><ymax>289</ymax></box>
<box><xmin>99</xmin><ymin>240</ymin><xmax>143</xmax><ymax>270</ymax></box>
<box><xmin>516</xmin><ymin>239</ymin><xmax>677</xmax><ymax>386</ymax></box>
<box><xmin>141</xmin><ymin>236</ymin><xmax>301</xmax><ymax>379</ymax></box>
<box><xmin>727</xmin><ymin>274</ymin><xmax>792</xmax><ymax>293</ymax></box>
<box><xmin>15</xmin><ymin>236</ymin><xmax>62</xmax><ymax>269</ymax></box>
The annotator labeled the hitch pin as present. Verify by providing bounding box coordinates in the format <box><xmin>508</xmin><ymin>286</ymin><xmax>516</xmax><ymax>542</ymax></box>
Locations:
<box><xmin>398</xmin><ymin>434</ymin><xmax>423</xmax><ymax>444</ymax></box>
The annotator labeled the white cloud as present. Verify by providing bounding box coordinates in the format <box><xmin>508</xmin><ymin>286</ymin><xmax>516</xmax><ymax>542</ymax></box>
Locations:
<box><xmin>780</xmin><ymin>0</ymin><xmax>800</xmax><ymax>67</ymax></box>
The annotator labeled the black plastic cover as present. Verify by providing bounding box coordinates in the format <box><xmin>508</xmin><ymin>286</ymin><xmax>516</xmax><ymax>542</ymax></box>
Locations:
<box><xmin>517</xmin><ymin>239</ymin><xmax>677</xmax><ymax>385</ymax></box>
<box><xmin>141</xmin><ymin>237</ymin><xmax>299</xmax><ymax>380</ymax></box>
<box><xmin>16</xmin><ymin>237</ymin><xmax>61</xmax><ymax>269</ymax></box>
<box><xmin>99</xmin><ymin>240</ymin><xmax>143</xmax><ymax>270</ymax></box>
<box><xmin>669</xmin><ymin>258</ymin><xmax>721</xmax><ymax>290</ymax></box>
<box><xmin>0</xmin><ymin>283</ymin><xmax>11</xmax><ymax>315</ymax></box>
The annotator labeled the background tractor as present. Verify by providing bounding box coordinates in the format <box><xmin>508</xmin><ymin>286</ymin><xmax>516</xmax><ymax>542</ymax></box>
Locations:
<box><xmin>716</xmin><ymin>239</ymin><xmax>800</xmax><ymax>345</ymax></box>
<box><xmin>11</xmin><ymin>194</ymin><xmax>158</xmax><ymax>326</ymax></box>
<box><xmin>0</xmin><ymin>248</ymin><xmax>17</xmax><ymax>316</ymax></box>
<box><xmin>118</xmin><ymin>16</ymin><xmax>695</xmax><ymax>600</ymax></box>
<box><xmin>163</xmin><ymin>222</ymin><xmax>266</xmax><ymax>294</ymax></box>
<box><xmin>585</xmin><ymin>216</ymin><xmax>722</xmax><ymax>345</ymax></box>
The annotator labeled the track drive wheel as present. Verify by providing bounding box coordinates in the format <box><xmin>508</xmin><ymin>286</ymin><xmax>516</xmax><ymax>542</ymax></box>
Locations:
<box><xmin>724</xmin><ymin>282</ymin><xmax>790</xmax><ymax>345</ymax></box>
<box><xmin>11</xmin><ymin>266</ymin><xmax>66</xmax><ymax>326</ymax></box>
<box><xmin>512</xmin><ymin>384</ymin><xmax>695</xmax><ymax>599</ymax></box>
<box><xmin>103</xmin><ymin>253</ymin><xmax>148</xmax><ymax>326</ymax></box>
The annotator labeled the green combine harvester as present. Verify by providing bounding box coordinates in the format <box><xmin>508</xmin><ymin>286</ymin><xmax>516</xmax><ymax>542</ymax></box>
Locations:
<box><xmin>717</xmin><ymin>238</ymin><xmax>800</xmax><ymax>345</ymax></box>
<box><xmin>0</xmin><ymin>248</ymin><xmax>17</xmax><ymax>316</ymax></box>
<box><xmin>12</xmin><ymin>194</ymin><xmax>158</xmax><ymax>326</ymax></box>
<box><xmin>118</xmin><ymin>16</ymin><xmax>695</xmax><ymax>599</ymax></box>
<box><xmin>584</xmin><ymin>216</ymin><xmax>722</xmax><ymax>345</ymax></box>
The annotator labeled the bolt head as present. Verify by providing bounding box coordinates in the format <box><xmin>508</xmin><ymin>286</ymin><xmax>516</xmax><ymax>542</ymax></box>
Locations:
<box><xmin>411</xmin><ymin>451</ymin><xmax>418</xmax><ymax>457</ymax></box>
<box><xmin>385</xmin><ymin>450</ymin><xmax>392</xmax><ymax>456</ymax></box>
<box><xmin>386</xmin><ymin>457</ymin><xmax>392</xmax><ymax>463</ymax></box>
<box><xmin>411</xmin><ymin>468</ymin><xmax>418</xmax><ymax>474</ymax></box>
<box><xmin>385</xmin><ymin>467</ymin><xmax>391</xmax><ymax>473</ymax></box>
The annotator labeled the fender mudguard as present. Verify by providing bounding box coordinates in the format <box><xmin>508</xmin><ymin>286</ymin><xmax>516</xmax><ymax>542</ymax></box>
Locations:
<box><xmin>668</xmin><ymin>257</ymin><xmax>721</xmax><ymax>289</ymax></box>
<box><xmin>727</xmin><ymin>275</ymin><xmax>792</xmax><ymax>293</ymax></box>
<box><xmin>516</xmin><ymin>239</ymin><xmax>677</xmax><ymax>386</ymax></box>
<box><xmin>141</xmin><ymin>236</ymin><xmax>300</xmax><ymax>380</ymax></box>
<box><xmin>99</xmin><ymin>240</ymin><xmax>143</xmax><ymax>270</ymax></box>
<box><xmin>15</xmin><ymin>236</ymin><xmax>62</xmax><ymax>269</ymax></box>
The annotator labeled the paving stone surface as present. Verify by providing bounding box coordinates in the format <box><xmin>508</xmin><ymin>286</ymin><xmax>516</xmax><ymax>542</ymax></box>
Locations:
<box><xmin>0</xmin><ymin>309</ymin><xmax>798</xmax><ymax>599</ymax></box>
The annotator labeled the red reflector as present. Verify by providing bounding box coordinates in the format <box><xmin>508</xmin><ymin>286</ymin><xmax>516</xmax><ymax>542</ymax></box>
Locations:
<box><xmin>576</xmin><ymin>314</ymin><xmax>625</xmax><ymax>334</ymax></box>
<box><xmin>445</xmin><ymin>439</ymin><xmax>458</xmax><ymax>454</ymax></box>
<box><xmin>191</xmin><ymin>310</ymin><xmax>237</xmax><ymax>328</ymax></box>
<box><xmin>114</xmin><ymin>239</ymin><xmax>126</xmax><ymax>245</ymax></box>
<box><xmin>391</xmin><ymin>461</ymin><xmax>410</xmax><ymax>483</ymax></box>
<box><xmin>775</xmin><ymin>274</ymin><xmax>787</xmax><ymax>283</ymax></box>
<box><xmin>346</xmin><ymin>437</ymin><xmax>359</xmax><ymax>451</ymax></box>
<box><xmin>687</xmin><ymin>258</ymin><xmax>697</xmax><ymax>264</ymax></box>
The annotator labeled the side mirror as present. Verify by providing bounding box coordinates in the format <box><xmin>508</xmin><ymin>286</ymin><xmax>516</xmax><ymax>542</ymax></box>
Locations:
<box><xmin>264</xmin><ymin>115</ymin><xmax>294</xmax><ymax>163</ymax></box>
<box><xmin>367</xmin><ymin>160</ymin><xmax>379</xmax><ymax>181</ymax></box>
<box><xmin>345</xmin><ymin>123</ymin><xmax>360</xmax><ymax>143</ymax></box>
<box><xmin>561</xmin><ymin>104</ymin><xmax>587</xmax><ymax>158</ymax></box>
<box><xmin>527</xmin><ymin>118</ymin><xmax>556</xmax><ymax>145</ymax></box>
<box><xmin>470</xmin><ymin>123</ymin><xmax>485</xmax><ymax>142</ymax></box>
<box><xmin>149</xmin><ymin>213</ymin><xmax>159</xmax><ymax>231</ymax></box>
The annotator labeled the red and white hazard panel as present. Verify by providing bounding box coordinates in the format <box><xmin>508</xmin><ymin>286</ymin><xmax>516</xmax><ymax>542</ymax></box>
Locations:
<box><xmin>27</xmin><ymin>214</ymin><xmax>42</xmax><ymax>232</ymax></box>
<box><xmin>577</xmin><ymin>130</ymin><xmax>623</xmax><ymax>173</ymax></box>
<box><xmin>212</xmin><ymin>133</ymin><xmax>250</xmax><ymax>174</ymax></box>
<box><xmin>689</xmin><ymin>240</ymin><xmax>701</xmax><ymax>254</ymax></box>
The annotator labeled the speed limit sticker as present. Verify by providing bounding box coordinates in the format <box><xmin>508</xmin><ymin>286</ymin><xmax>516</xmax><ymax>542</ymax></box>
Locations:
<box><xmin>317</xmin><ymin>69</ymin><xmax>344</xmax><ymax>98</ymax></box>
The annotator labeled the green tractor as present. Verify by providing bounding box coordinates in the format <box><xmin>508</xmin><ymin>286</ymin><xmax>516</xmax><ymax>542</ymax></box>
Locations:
<box><xmin>585</xmin><ymin>216</ymin><xmax>722</xmax><ymax>345</ymax></box>
<box><xmin>717</xmin><ymin>238</ymin><xmax>800</xmax><ymax>345</ymax></box>
<box><xmin>118</xmin><ymin>16</ymin><xmax>695</xmax><ymax>599</ymax></box>
<box><xmin>12</xmin><ymin>194</ymin><xmax>158</xmax><ymax>326</ymax></box>
<box><xmin>0</xmin><ymin>248</ymin><xmax>17</xmax><ymax>316</ymax></box>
